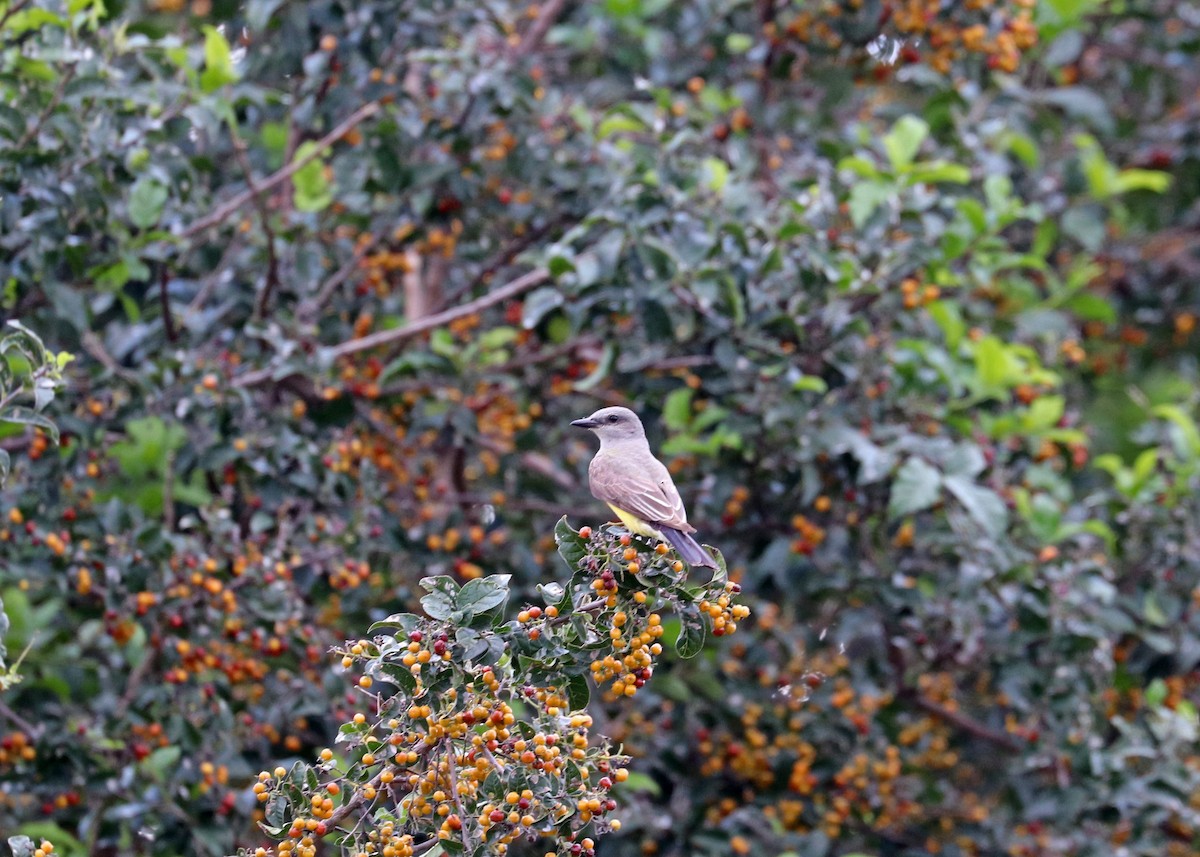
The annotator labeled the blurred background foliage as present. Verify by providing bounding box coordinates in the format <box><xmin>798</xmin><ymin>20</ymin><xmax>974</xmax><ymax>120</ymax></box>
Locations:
<box><xmin>2</xmin><ymin>0</ymin><xmax>1199</xmax><ymax>855</ymax></box>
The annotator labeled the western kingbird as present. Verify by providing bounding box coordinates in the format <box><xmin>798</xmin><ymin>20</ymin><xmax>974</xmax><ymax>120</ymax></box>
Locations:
<box><xmin>570</xmin><ymin>406</ymin><xmax>717</xmax><ymax>569</ymax></box>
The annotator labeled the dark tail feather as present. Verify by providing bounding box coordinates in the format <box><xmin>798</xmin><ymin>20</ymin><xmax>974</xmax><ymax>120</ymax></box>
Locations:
<box><xmin>660</xmin><ymin>527</ymin><xmax>717</xmax><ymax>568</ymax></box>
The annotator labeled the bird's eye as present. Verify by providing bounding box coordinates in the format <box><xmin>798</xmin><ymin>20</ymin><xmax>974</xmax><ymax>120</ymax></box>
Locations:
<box><xmin>608</xmin><ymin>415</ymin><xmax>619</xmax><ymax>423</ymax></box>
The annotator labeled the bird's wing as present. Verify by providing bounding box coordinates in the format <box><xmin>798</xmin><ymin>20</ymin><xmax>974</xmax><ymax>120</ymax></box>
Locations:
<box><xmin>590</xmin><ymin>452</ymin><xmax>693</xmax><ymax>532</ymax></box>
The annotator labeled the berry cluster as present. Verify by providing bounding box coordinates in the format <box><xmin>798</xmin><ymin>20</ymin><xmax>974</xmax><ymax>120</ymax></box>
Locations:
<box><xmin>240</xmin><ymin>522</ymin><xmax>745</xmax><ymax>856</ymax></box>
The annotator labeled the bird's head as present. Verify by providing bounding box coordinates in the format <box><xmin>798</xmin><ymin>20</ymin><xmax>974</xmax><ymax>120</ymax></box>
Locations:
<box><xmin>570</xmin><ymin>406</ymin><xmax>646</xmax><ymax>443</ymax></box>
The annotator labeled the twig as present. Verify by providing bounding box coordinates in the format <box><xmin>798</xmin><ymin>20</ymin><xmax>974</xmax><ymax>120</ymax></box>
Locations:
<box><xmin>0</xmin><ymin>698</ymin><xmax>39</xmax><ymax>737</ymax></box>
<box><xmin>511</xmin><ymin>0</ymin><xmax>569</xmax><ymax>59</ymax></box>
<box><xmin>438</xmin><ymin>216</ymin><xmax>576</xmax><ymax>312</ymax></box>
<box><xmin>322</xmin><ymin>742</ymin><xmax>430</xmax><ymax>832</ymax></box>
<box><xmin>229</xmin><ymin>129</ymin><xmax>282</xmax><ymax>321</ymax></box>
<box><xmin>298</xmin><ymin>242</ymin><xmax>373</xmax><ymax>323</ymax></box>
<box><xmin>910</xmin><ymin>694</ymin><xmax>1022</xmax><ymax>752</ymax></box>
<box><xmin>443</xmin><ymin>740</ymin><xmax>473</xmax><ymax>851</ymax></box>
<box><xmin>0</xmin><ymin>0</ymin><xmax>31</xmax><ymax>31</ymax></box>
<box><xmin>17</xmin><ymin>65</ymin><xmax>74</xmax><ymax>148</ymax></box>
<box><xmin>549</xmin><ymin>598</ymin><xmax>607</xmax><ymax>627</ymax></box>
<box><xmin>185</xmin><ymin>235</ymin><xmax>242</xmax><ymax>314</ymax></box>
<box><xmin>162</xmin><ymin>450</ymin><xmax>176</xmax><ymax>530</ymax></box>
<box><xmin>179</xmin><ymin>101</ymin><xmax>381</xmax><ymax>239</ymax></box>
<box><xmin>644</xmin><ymin>354</ymin><xmax>714</xmax><ymax>371</ymax></box>
<box><xmin>885</xmin><ymin>628</ymin><xmax>1020</xmax><ymax>752</ymax></box>
<box><xmin>159</xmin><ymin>265</ymin><xmax>178</xmax><ymax>343</ymax></box>
<box><xmin>231</xmin><ymin>268</ymin><xmax>549</xmax><ymax>388</ymax></box>
<box><xmin>322</xmin><ymin>267</ymin><xmax>549</xmax><ymax>360</ymax></box>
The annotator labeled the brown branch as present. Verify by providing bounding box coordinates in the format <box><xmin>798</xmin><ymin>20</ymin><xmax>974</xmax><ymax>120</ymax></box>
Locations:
<box><xmin>159</xmin><ymin>265</ymin><xmax>178</xmax><ymax>343</ymax></box>
<box><xmin>910</xmin><ymin>694</ymin><xmax>1022</xmax><ymax>753</ymax></box>
<box><xmin>232</xmin><ymin>267</ymin><xmax>549</xmax><ymax>389</ymax></box>
<box><xmin>17</xmin><ymin>65</ymin><xmax>74</xmax><ymax>148</ymax></box>
<box><xmin>322</xmin><ymin>267</ymin><xmax>549</xmax><ymax>360</ymax></box>
<box><xmin>511</xmin><ymin>0</ymin><xmax>569</xmax><ymax>59</ymax></box>
<box><xmin>0</xmin><ymin>0</ymin><xmax>31</xmax><ymax>31</ymax></box>
<box><xmin>185</xmin><ymin>235</ymin><xmax>243</xmax><ymax>315</ymax></box>
<box><xmin>549</xmin><ymin>598</ymin><xmax>607</xmax><ymax>627</ymax></box>
<box><xmin>443</xmin><ymin>740</ymin><xmax>474</xmax><ymax>851</ymax></box>
<box><xmin>322</xmin><ymin>741</ymin><xmax>430</xmax><ymax>832</ymax></box>
<box><xmin>298</xmin><ymin>241</ymin><xmax>374</xmax><ymax>323</ymax></box>
<box><xmin>229</xmin><ymin>129</ymin><xmax>282</xmax><ymax>321</ymax></box>
<box><xmin>179</xmin><ymin>101</ymin><xmax>381</xmax><ymax>239</ymax></box>
<box><xmin>438</xmin><ymin>216</ymin><xmax>574</xmax><ymax>312</ymax></box>
<box><xmin>885</xmin><ymin>629</ymin><xmax>1020</xmax><ymax>752</ymax></box>
<box><xmin>0</xmin><ymin>699</ymin><xmax>39</xmax><ymax>738</ymax></box>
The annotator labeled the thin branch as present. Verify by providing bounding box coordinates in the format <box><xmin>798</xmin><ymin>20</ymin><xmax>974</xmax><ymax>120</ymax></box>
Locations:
<box><xmin>185</xmin><ymin>235</ymin><xmax>242</xmax><ymax>314</ymax></box>
<box><xmin>439</xmin><ymin>214</ymin><xmax>578</xmax><ymax>312</ymax></box>
<box><xmin>323</xmin><ymin>741</ymin><xmax>429</xmax><ymax>832</ymax></box>
<box><xmin>511</xmin><ymin>0</ymin><xmax>569</xmax><ymax>58</ymax></box>
<box><xmin>0</xmin><ymin>698</ymin><xmax>39</xmax><ymax>737</ymax></box>
<box><xmin>298</xmin><ymin>241</ymin><xmax>373</xmax><ymax>323</ymax></box>
<box><xmin>179</xmin><ymin>101</ymin><xmax>381</xmax><ymax>239</ymax></box>
<box><xmin>159</xmin><ymin>265</ymin><xmax>178</xmax><ymax>343</ymax></box>
<box><xmin>231</xmin><ymin>268</ymin><xmax>550</xmax><ymax>389</ymax></box>
<box><xmin>229</xmin><ymin>129</ymin><xmax>282</xmax><ymax>321</ymax></box>
<box><xmin>323</xmin><ymin>267</ymin><xmax>549</xmax><ymax>360</ymax></box>
<box><xmin>910</xmin><ymin>694</ymin><xmax>1022</xmax><ymax>753</ymax></box>
<box><xmin>549</xmin><ymin>598</ymin><xmax>607</xmax><ymax>627</ymax></box>
<box><xmin>0</xmin><ymin>0</ymin><xmax>32</xmax><ymax>31</ymax></box>
<box><xmin>17</xmin><ymin>65</ymin><xmax>74</xmax><ymax>148</ymax></box>
<box><xmin>443</xmin><ymin>740</ymin><xmax>474</xmax><ymax>851</ymax></box>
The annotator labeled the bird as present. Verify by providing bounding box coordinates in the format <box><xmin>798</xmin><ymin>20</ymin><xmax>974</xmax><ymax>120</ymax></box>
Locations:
<box><xmin>570</xmin><ymin>406</ymin><xmax>717</xmax><ymax>568</ymax></box>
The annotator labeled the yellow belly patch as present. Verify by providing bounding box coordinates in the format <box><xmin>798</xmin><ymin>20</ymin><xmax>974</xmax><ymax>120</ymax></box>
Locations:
<box><xmin>607</xmin><ymin>504</ymin><xmax>664</xmax><ymax>540</ymax></box>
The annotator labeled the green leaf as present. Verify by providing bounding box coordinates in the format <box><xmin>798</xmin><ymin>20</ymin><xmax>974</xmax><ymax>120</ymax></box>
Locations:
<box><xmin>724</xmin><ymin>33</ymin><xmax>753</xmax><ymax>53</ymax></box>
<box><xmin>676</xmin><ymin>611</ymin><xmax>707</xmax><ymax>659</ymax></box>
<box><xmin>1151</xmin><ymin>404</ymin><xmax>1200</xmax><ymax>458</ymax></box>
<box><xmin>380</xmin><ymin>662</ymin><xmax>418</xmax><ymax>693</ymax></box>
<box><xmin>837</xmin><ymin>156</ymin><xmax>879</xmax><ymax>179</ymax></box>
<box><xmin>554</xmin><ymin>516</ymin><xmax>588</xmax><ymax>567</ymax></box>
<box><xmin>128</xmin><ymin>178</ymin><xmax>168</xmax><ymax>229</ymax></box>
<box><xmin>141</xmin><ymin>745</ymin><xmax>182</xmax><ymax>781</ymax></box>
<box><xmin>944</xmin><ymin>476</ymin><xmax>1008</xmax><ymax>538</ymax></box>
<box><xmin>369</xmin><ymin>613</ymin><xmax>422</xmax><ymax>634</ymax></box>
<box><xmin>457</xmin><ymin>575</ymin><xmax>511</xmax><ymax>617</ymax></box>
<box><xmin>662</xmin><ymin>388</ymin><xmax>693</xmax><ymax>430</ymax></box>
<box><xmin>883</xmin><ymin>115</ymin><xmax>929</xmax><ymax>170</ymax></box>
<box><xmin>1145</xmin><ymin>679</ymin><xmax>1168</xmax><ymax>707</ymax></box>
<box><xmin>292</xmin><ymin>141</ymin><xmax>333</xmax><ymax>212</ymax></box>
<box><xmin>974</xmin><ymin>336</ymin><xmax>1014</xmax><ymax>390</ymax></box>
<box><xmin>927</xmin><ymin>300</ymin><xmax>964</xmax><ymax>350</ymax></box>
<box><xmin>604</xmin><ymin>0</ymin><xmax>640</xmax><ymax>16</ymax></box>
<box><xmin>848</xmin><ymin>180</ymin><xmax>894</xmax><ymax>228</ymax></box>
<box><xmin>889</xmin><ymin>457</ymin><xmax>941</xmax><ymax>518</ymax></box>
<box><xmin>792</xmin><ymin>375</ymin><xmax>828</xmax><ymax>394</ymax></box>
<box><xmin>521</xmin><ymin>287</ymin><xmax>565</xmax><ymax>328</ymax></box>
<box><xmin>597</xmin><ymin>112</ymin><xmax>646</xmax><ymax>139</ymax></box>
<box><xmin>566</xmin><ymin>673</ymin><xmax>590</xmax><ymax>711</ymax></box>
<box><xmin>1025</xmin><ymin>396</ymin><xmax>1065</xmax><ymax>431</ymax></box>
<box><xmin>419</xmin><ymin>576</ymin><xmax>459</xmax><ymax>620</ymax></box>
<box><xmin>905</xmin><ymin>160</ymin><xmax>970</xmax><ymax>184</ymax></box>
<box><xmin>200</xmin><ymin>25</ymin><xmax>240</xmax><ymax>92</ymax></box>
<box><xmin>702</xmin><ymin>157</ymin><xmax>729</xmax><ymax>192</ymax></box>
<box><xmin>1063</xmin><ymin>293</ymin><xmax>1114</xmax><ymax>323</ymax></box>
<box><xmin>7</xmin><ymin>837</ymin><xmax>36</xmax><ymax>857</ymax></box>
<box><xmin>0</xmin><ymin>407</ymin><xmax>59</xmax><ymax>443</ymax></box>
<box><xmin>573</xmin><ymin>342</ymin><xmax>615</xmax><ymax>392</ymax></box>
<box><xmin>1113</xmin><ymin>168</ymin><xmax>1171</xmax><ymax>195</ymax></box>
<box><xmin>617</xmin><ymin>770</ymin><xmax>661</xmax><ymax>796</ymax></box>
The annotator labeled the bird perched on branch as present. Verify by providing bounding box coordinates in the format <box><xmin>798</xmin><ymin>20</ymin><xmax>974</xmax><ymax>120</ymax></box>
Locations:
<box><xmin>570</xmin><ymin>406</ymin><xmax>717</xmax><ymax>569</ymax></box>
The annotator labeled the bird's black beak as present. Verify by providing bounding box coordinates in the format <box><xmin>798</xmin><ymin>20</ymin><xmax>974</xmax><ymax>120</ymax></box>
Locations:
<box><xmin>570</xmin><ymin>418</ymin><xmax>598</xmax><ymax>429</ymax></box>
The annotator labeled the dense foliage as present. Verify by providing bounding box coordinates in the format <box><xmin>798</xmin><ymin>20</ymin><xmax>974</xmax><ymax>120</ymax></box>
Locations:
<box><xmin>2</xmin><ymin>1</ymin><xmax>1199</xmax><ymax>856</ymax></box>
